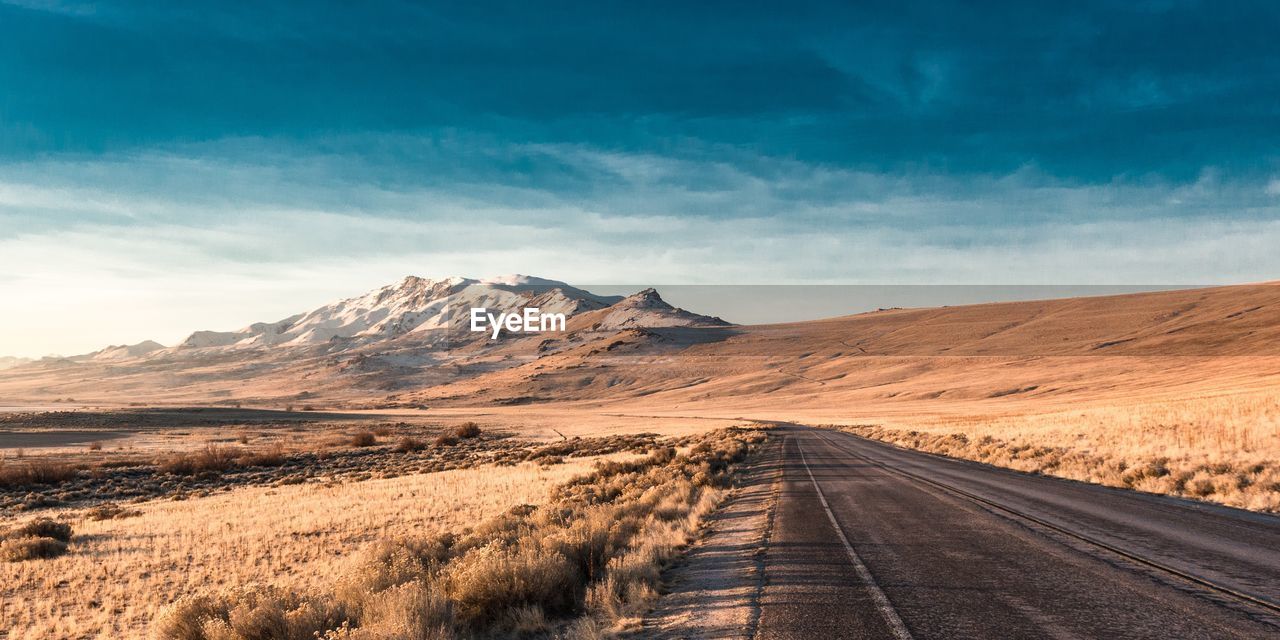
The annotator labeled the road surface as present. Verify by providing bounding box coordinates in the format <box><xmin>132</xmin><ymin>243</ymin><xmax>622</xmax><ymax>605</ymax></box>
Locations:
<box><xmin>752</xmin><ymin>425</ymin><xmax>1280</xmax><ymax>639</ymax></box>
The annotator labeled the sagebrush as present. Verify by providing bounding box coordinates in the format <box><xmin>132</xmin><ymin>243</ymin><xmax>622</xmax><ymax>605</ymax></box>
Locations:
<box><xmin>156</xmin><ymin>428</ymin><xmax>766</xmax><ymax>639</ymax></box>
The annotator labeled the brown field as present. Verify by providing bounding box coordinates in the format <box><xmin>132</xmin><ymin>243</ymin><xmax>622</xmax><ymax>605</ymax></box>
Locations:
<box><xmin>0</xmin><ymin>404</ymin><xmax>760</xmax><ymax>640</ymax></box>
<box><xmin>3</xmin><ymin>282</ymin><xmax>1280</xmax><ymax>637</ymax></box>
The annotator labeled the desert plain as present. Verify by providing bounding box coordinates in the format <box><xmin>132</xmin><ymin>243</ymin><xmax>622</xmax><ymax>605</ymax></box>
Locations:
<box><xmin>2</xmin><ymin>278</ymin><xmax>1279</xmax><ymax>638</ymax></box>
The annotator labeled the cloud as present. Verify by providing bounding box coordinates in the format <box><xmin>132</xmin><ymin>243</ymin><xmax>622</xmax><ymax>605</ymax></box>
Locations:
<box><xmin>1</xmin><ymin>136</ymin><xmax>1278</xmax><ymax>356</ymax></box>
<box><xmin>3</xmin><ymin>2</ymin><xmax>1278</xmax><ymax>180</ymax></box>
<box><xmin>2</xmin><ymin>3</ymin><xmax>1277</xmax><ymax>357</ymax></box>
<box><xmin>0</xmin><ymin>0</ymin><xmax>94</xmax><ymax>17</ymax></box>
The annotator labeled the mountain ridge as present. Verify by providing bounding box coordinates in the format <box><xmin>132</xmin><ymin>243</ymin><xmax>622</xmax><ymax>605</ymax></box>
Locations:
<box><xmin>33</xmin><ymin>275</ymin><xmax>721</xmax><ymax>362</ymax></box>
<box><xmin>0</xmin><ymin>279</ymin><xmax>1277</xmax><ymax>411</ymax></box>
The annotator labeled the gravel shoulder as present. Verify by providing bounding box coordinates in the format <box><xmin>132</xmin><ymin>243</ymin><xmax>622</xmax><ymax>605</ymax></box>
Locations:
<box><xmin>634</xmin><ymin>437</ymin><xmax>783</xmax><ymax>639</ymax></box>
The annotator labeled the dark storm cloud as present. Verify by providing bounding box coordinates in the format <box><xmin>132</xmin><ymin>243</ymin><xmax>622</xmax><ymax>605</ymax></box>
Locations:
<box><xmin>3</xmin><ymin>1</ymin><xmax>1276</xmax><ymax>182</ymax></box>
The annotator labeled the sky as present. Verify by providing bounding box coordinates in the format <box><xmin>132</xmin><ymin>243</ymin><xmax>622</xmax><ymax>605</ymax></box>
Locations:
<box><xmin>1</xmin><ymin>1</ymin><xmax>1278</xmax><ymax>357</ymax></box>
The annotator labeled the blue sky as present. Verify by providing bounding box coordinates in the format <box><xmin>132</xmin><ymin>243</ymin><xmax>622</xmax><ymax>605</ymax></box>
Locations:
<box><xmin>1</xmin><ymin>1</ymin><xmax>1278</xmax><ymax>356</ymax></box>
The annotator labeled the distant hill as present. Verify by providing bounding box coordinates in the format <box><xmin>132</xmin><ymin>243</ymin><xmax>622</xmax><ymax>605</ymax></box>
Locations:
<box><xmin>0</xmin><ymin>356</ymin><xmax>31</xmax><ymax>371</ymax></box>
<box><xmin>400</xmin><ymin>280</ymin><xmax>1280</xmax><ymax>415</ymax></box>
<box><xmin>0</xmin><ymin>279</ymin><xmax>1276</xmax><ymax>414</ymax></box>
<box><xmin>0</xmin><ymin>274</ymin><xmax>734</xmax><ymax>405</ymax></box>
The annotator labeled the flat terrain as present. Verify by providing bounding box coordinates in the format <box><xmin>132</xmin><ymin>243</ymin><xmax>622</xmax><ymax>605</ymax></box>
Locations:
<box><xmin>4</xmin><ymin>282</ymin><xmax>1280</xmax><ymax>637</ymax></box>
<box><xmin>0</xmin><ymin>430</ymin><xmax>128</xmax><ymax>449</ymax></box>
<box><xmin>742</xmin><ymin>425</ymin><xmax>1280</xmax><ymax>639</ymax></box>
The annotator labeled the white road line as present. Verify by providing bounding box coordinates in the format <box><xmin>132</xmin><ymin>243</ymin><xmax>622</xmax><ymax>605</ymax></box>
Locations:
<box><xmin>797</xmin><ymin>437</ymin><xmax>914</xmax><ymax>640</ymax></box>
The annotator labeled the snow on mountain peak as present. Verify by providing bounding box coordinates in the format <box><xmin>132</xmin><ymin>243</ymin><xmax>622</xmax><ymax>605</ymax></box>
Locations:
<box><xmin>478</xmin><ymin>274</ymin><xmax>569</xmax><ymax>288</ymax></box>
<box><xmin>89</xmin><ymin>340</ymin><xmax>166</xmax><ymax>361</ymax></box>
<box><xmin>137</xmin><ymin>277</ymin><xmax>727</xmax><ymax>357</ymax></box>
<box><xmin>174</xmin><ymin>275</ymin><xmax>623</xmax><ymax>351</ymax></box>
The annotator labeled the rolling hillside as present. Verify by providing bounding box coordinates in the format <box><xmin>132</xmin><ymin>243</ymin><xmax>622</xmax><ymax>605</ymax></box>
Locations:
<box><xmin>0</xmin><ymin>279</ymin><xmax>1277</xmax><ymax>415</ymax></box>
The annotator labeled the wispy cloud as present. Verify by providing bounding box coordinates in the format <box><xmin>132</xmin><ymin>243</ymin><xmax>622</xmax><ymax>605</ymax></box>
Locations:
<box><xmin>2</xmin><ymin>3</ymin><xmax>1278</xmax><ymax>356</ymax></box>
<box><xmin>1</xmin><ymin>136</ymin><xmax>1278</xmax><ymax>356</ymax></box>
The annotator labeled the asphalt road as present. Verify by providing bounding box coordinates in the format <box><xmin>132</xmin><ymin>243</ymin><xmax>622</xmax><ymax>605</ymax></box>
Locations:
<box><xmin>755</xmin><ymin>425</ymin><xmax>1280</xmax><ymax>639</ymax></box>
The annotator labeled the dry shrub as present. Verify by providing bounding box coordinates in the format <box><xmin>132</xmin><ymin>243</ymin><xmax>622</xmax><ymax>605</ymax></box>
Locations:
<box><xmin>1</xmin><ymin>536</ymin><xmax>68</xmax><ymax>562</ymax></box>
<box><xmin>156</xmin><ymin>427</ymin><xmax>769</xmax><ymax>639</ymax></box>
<box><xmin>524</xmin><ymin>434</ymin><xmax>662</xmax><ymax>463</ymax></box>
<box><xmin>0</xmin><ymin>458</ymin><xmax>77</xmax><ymax>487</ymax></box>
<box><xmin>11</xmin><ymin>518</ymin><xmax>73</xmax><ymax>542</ymax></box>
<box><xmin>585</xmin><ymin>546</ymin><xmax>662</xmax><ymax>622</ymax></box>
<box><xmin>453</xmin><ymin>423</ymin><xmax>482</xmax><ymax>439</ymax></box>
<box><xmin>434</xmin><ymin>434</ymin><xmax>459</xmax><ymax>448</ymax></box>
<box><xmin>241</xmin><ymin>445</ymin><xmax>287</xmax><ymax>468</ymax></box>
<box><xmin>154</xmin><ymin>595</ymin><xmax>223</xmax><ymax>640</ymax></box>
<box><xmin>563</xmin><ymin>617</ymin><xmax>607</xmax><ymax>640</ymax></box>
<box><xmin>349</xmin><ymin>432</ymin><xmax>378</xmax><ymax>448</ymax></box>
<box><xmin>347</xmin><ymin>581</ymin><xmax>451</xmax><ymax>640</ymax></box>
<box><xmin>394</xmin><ymin>437</ymin><xmax>426</xmax><ymax>453</ymax></box>
<box><xmin>160</xmin><ymin>445</ymin><xmax>241</xmax><ymax>475</ymax></box>
<box><xmin>86</xmin><ymin>503</ymin><xmax>143</xmax><ymax>521</ymax></box>
<box><xmin>445</xmin><ymin>542</ymin><xmax>576</xmax><ymax>629</ymax></box>
<box><xmin>156</xmin><ymin>588</ymin><xmax>350</xmax><ymax>640</ymax></box>
<box><xmin>1</xmin><ymin>517</ymin><xmax>74</xmax><ymax>562</ymax></box>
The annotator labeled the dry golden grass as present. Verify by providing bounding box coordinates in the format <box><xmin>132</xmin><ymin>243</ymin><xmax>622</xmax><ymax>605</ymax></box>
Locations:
<box><xmin>839</xmin><ymin>388</ymin><xmax>1280</xmax><ymax>511</ymax></box>
<box><xmin>0</xmin><ymin>457</ymin><xmax>608</xmax><ymax>640</ymax></box>
<box><xmin>151</xmin><ymin>428</ymin><xmax>766</xmax><ymax>640</ymax></box>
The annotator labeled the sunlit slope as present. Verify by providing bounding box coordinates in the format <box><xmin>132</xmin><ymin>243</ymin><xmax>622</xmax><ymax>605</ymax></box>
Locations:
<box><xmin>1</xmin><ymin>281</ymin><xmax>1276</xmax><ymax>412</ymax></box>
<box><xmin>411</xmin><ymin>281</ymin><xmax>1280</xmax><ymax>415</ymax></box>
<box><xmin>701</xmin><ymin>281</ymin><xmax>1280</xmax><ymax>357</ymax></box>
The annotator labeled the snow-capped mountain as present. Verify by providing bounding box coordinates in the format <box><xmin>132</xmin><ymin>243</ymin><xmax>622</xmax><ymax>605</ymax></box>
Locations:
<box><xmin>176</xmin><ymin>275</ymin><xmax>626</xmax><ymax>351</ymax></box>
<box><xmin>87</xmin><ymin>340</ymin><xmax>166</xmax><ymax>361</ymax></box>
<box><xmin>33</xmin><ymin>275</ymin><xmax>730</xmax><ymax>366</ymax></box>
<box><xmin>0</xmin><ymin>275</ymin><xmax>742</xmax><ymax>406</ymax></box>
